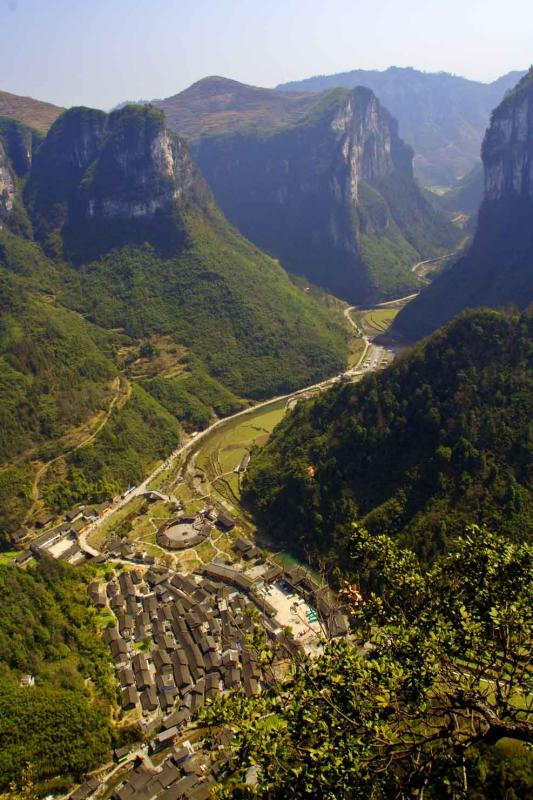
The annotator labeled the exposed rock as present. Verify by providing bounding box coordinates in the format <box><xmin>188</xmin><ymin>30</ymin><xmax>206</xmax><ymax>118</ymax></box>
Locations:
<box><xmin>483</xmin><ymin>77</ymin><xmax>533</xmax><ymax>200</ymax></box>
<box><xmin>0</xmin><ymin>141</ymin><xmax>16</xmax><ymax>220</ymax></box>
<box><xmin>277</xmin><ymin>66</ymin><xmax>528</xmax><ymax>185</ymax></box>
<box><xmin>195</xmin><ymin>87</ymin><xmax>458</xmax><ymax>302</ymax></box>
<box><xmin>26</xmin><ymin>104</ymin><xmax>205</xmax><ymax>258</ymax></box>
<box><xmin>395</xmin><ymin>70</ymin><xmax>533</xmax><ymax>339</ymax></box>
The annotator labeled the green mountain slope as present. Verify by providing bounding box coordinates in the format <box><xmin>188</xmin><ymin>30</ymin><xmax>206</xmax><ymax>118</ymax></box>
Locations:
<box><xmin>0</xmin><ymin>557</ymin><xmax>117</xmax><ymax>793</ymax></box>
<box><xmin>243</xmin><ymin>309</ymin><xmax>532</xmax><ymax>567</ymax></box>
<box><xmin>0</xmin><ymin>104</ymin><xmax>347</xmax><ymax>537</ymax></box>
<box><xmin>195</xmin><ymin>87</ymin><xmax>459</xmax><ymax>304</ymax></box>
<box><xmin>277</xmin><ymin>66</ymin><xmax>527</xmax><ymax>185</ymax></box>
<box><xmin>396</xmin><ymin>70</ymin><xmax>533</xmax><ymax>339</ymax></box>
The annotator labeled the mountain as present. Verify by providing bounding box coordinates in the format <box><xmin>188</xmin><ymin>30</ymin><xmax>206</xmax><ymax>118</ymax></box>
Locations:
<box><xmin>0</xmin><ymin>88</ymin><xmax>63</xmax><ymax>133</ymax></box>
<box><xmin>154</xmin><ymin>75</ymin><xmax>319</xmax><ymax>139</ymax></box>
<box><xmin>243</xmin><ymin>308</ymin><xmax>532</xmax><ymax>567</ymax></box>
<box><xmin>0</xmin><ymin>104</ymin><xmax>347</xmax><ymax>536</ymax></box>
<box><xmin>193</xmin><ymin>86</ymin><xmax>460</xmax><ymax>303</ymax></box>
<box><xmin>278</xmin><ymin>67</ymin><xmax>527</xmax><ymax>185</ymax></box>
<box><xmin>395</xmin><ymin>69</ymin><xmax>533</xmax><ymax>339</ymax></box>
<box><xmin>435</xmin><ymin>161</ymin><xmax>485</xmax><ymax>217</ymax></box>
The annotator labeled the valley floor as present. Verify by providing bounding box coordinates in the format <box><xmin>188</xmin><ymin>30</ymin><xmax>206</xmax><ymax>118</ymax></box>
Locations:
<box><xmin>4</xmin><ymin>292</ymin><xmax>410</xmax><ymax>799</ymax></box>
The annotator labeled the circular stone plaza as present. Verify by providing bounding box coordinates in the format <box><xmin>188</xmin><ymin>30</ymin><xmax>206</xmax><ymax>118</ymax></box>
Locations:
<box><xmin>157</xmin><ymin>515</ymin><xmax>211</xmax><ymax>550</ymax></box>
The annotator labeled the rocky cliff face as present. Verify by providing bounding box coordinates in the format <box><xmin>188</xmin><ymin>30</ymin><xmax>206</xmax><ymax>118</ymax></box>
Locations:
<box><xmin>326</xmin><ymin>88</ymin><xmax>407</xmax><ymax>203</ymax></box>
<box><xmin>277</xmin><ymin>66</ymin><xmax>527</xmax><ymax>185</ymax></box>
<box><xmin>82</xmin><ymin>106</ymin><xmax>197</xmax><ymax>220</ymax></box>
<box><xmin>0</xmin><ymin>141</ymin><xmax>16</xmax><ymax>221</ymax></box>
<box><xmin>0</xmin><ymin>119</ymin><xmax>37</xmax><ymax>232</ymax></box>
<box><xmin>26</xmin><ymin>104</ymin><xmax>204</xmax><ymax>258</ymax></box>
<box><xmin>395</xmin><ymin>70</ymin><xmax>533</xmax><ymax>339</ymax></box>
<box><xmin>483</xmin><ymin>74</ymin><xmax>533</xmax><ymax>200</ymax></box>
<box><xmin>195</xmin><ymin>87</ymin><xmax>457</xmax><ymax>302</ymax></box>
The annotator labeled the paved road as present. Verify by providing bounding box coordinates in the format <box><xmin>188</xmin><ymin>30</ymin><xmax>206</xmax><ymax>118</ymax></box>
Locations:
<box><xmin>411</xmin><ymin>251</ymin><xmax>460</xmax><ymax>280</ymax></box>
<box><xmin>83</xmin><ymin>299</ymin><xmax>403</xmax><ymax>551</ymax></box>
<box><xmin>80</xmin><ymin>373</ymin><xmax>356</xmax><ymax>551</ymax></box>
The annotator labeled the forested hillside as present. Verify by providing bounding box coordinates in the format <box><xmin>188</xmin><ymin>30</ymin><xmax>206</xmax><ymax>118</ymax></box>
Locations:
<box><xmin>0</xmin><ymin>558</ymin><xmax>120</xmax><ymax>794</ymax></box>
<box><xmin>244</xmin><ymin>309</ymin><xmax>532</xmax><ymax>569</ymax></box>
<box><xmin>0</xmin><ymin>103</ymin><xmax>348</xmax><ymax>536</ymax></box>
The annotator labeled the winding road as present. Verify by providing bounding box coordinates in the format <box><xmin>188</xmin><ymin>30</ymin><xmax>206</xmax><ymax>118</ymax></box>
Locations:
<box><xmin>82</xmin><ymin>302</ymin><xmax>403</xmax><ymax>552</ymax></box>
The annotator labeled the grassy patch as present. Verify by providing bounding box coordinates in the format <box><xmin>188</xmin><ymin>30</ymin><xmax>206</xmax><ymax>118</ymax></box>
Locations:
<box><xmin>362</xmin><ymin>308</ymin><xmax>399</xmax><ymax>335</ymax></box>
<box><xmin>0</xmin><ymin>551</ymin><xmax>20</xmax><ymax>566</ymax></box>
<box><xmin>347</xmin><ymin>337</ymin><xmax>367</xmax><ymax>367</ymax></box>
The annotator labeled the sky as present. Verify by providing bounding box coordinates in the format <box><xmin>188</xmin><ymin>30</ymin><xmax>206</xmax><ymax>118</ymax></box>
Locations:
<box><xmin>1</xmin><ymin>0</ymin><xmax>531</xmax><ymax>110</ymax></box>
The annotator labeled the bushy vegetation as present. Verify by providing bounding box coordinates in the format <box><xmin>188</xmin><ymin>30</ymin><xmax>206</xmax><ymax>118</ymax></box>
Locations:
<box><xmin>0</xmin><ymin>558</ymin><xmax>116</xmax><ymax>791</ymax></box>
<box><xmin>244</xmin><ymin>309</ymin><xmax>532</xmax><ymax>569</ymax></box>
<box><xmin>0</xmin><ymin>251</ymin><xmax>117</xmax><ymax>464</ymax></box>
<box><xmin>60</xmin><ymin>207</ymin><xmax>347</xmax><ymax>399</ymax></box>
<box><xmin>201</xmin><ymin>527</ymin><xmax>533</xmax><ymax>798</ymax></box>
<box><xmin>0</xmin><ymin>463</ymin><xmax>34</xmax><ymax>543</ymax></box>
<box><xmin>42</xmin><ymin>384</ymin><xmax>181</xmax><ymax>511</ymax></box>
<box><xmin>141</xmin><ymin>357</ymin><xmax>244</xmax><ymax>431</ymax></box>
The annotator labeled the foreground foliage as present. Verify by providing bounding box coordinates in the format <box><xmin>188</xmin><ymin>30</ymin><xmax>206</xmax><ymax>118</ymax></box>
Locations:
<box><xmin>202</xmin><ymin>527</ymin><xmax>532</xmax><ymax>798</ymax></box>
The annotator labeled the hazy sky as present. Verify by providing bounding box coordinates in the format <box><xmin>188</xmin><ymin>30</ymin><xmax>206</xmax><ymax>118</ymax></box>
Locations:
<box><xmin>1</xmin><ymin>0</ymin><xmax>531</xmax><ymax>109</ymax></box>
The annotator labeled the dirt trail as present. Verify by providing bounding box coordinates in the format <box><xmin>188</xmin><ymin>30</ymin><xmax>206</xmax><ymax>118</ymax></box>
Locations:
<box><xmin>24</xmin><ymin>377</ymin><xmax>131</xmax><ymax>523</ymax></box>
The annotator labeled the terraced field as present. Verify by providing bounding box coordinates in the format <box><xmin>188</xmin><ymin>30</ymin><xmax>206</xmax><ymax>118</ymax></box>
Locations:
<box><xmin>362</xmin><ymin>308</ymin><xmax>399</xmax><ymax>335</ymax></box>
<box><xmin>195</xmin><ymin>400</ymin><xmax>287</xmax><ymax>508</ymax></box>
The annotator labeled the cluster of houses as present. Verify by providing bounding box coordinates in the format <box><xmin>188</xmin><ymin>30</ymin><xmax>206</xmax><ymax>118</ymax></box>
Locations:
<box><xmin>93</xmin><ymin>564</ymin><xmax>279</xmax><ymax>726</ymax></box>
<box><xmin>109</xmin><ymin>743</ymin><xmax>227</xmax><ymax>800</ymax></box>
<box><xmin>93</xmin><ymin>551</ymin><xmax>349</xmax><ymax>725</ymax></box>
<box><xmin>81</xmin><ymin>553</ymin><xmax>350</xmax><ymax>800</ymax></box>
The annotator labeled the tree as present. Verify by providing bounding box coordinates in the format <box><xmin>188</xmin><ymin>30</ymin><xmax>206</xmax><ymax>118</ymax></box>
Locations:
<box><xmin>201</xmin><ymin>526</ymin><xmax>532</xmax><ymax>798</ymax></box>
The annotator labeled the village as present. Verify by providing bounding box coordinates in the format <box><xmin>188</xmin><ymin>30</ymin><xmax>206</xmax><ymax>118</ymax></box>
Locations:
<box><xmin>4</xmin><ymin>341</ymin><xmax>370</xmax><ymax>800</ymax></box>
<box><xmin>10</xmin><ymin>484</ymin><xmax>350</xmax><ymax>800</ymax></box>
<box><xmin>78</xmin><ymin>509</ymin><xmax>349</xmax><ymax>800</ymax></box>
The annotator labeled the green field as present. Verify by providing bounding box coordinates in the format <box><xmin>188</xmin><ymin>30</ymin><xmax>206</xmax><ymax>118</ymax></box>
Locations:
<box><xmin>347</xmin><ymin>336</ymin><xmax>367</xmax><ymax>367</ymax></box>
<box><xmin>362</xmin><ymin>308</ymin><xmax>399</xmax><ymax>335</ymax></box>
<box><xmin>195</xmin><ymin>400</ymin><xmax>288</xmax><ymax>508</ymax></box>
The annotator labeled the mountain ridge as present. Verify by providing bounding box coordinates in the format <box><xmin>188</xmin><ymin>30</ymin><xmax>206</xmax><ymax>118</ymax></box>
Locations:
<box><xmin>277</xmin><ymin>66</ymin><xmax>528</xmax><ymax>184</ymax></box>
<box><xmin>154</xmin><ymin>75</ymin><xmax>320</xmax><ymax>140</ymax></box>
<box><xmin>243</xmin><ymin>307</ymin><xmax>532</xmax><ymax>568</ymax></box>
<box><xmin>0</xmin><ymin>88</ymin><xmax>63</xmax><ymax>133</ymax></box>
<box><xmin>0</xmin><ymin>103</ymin><xmax>347</xmax><ymax>536</ymax></box>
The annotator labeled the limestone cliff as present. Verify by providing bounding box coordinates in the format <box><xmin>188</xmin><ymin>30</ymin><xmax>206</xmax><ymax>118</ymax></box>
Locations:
<box><xmin>0</xmin><ymin>118</ymin><xmax>38</xmax><ymax>233</ymax></box>
<box><xmin>395</xmin><ymin>70</ymin><xmax>533</xmax><ymax>339</ymax></box>
<box><xmin>195</xmin><ymin>87</ymin><xmax>458</xmax><ymax>303</ymax></box>
<box><xmin>0</xmin><ymin>141</ymin><xmax>16</xmax><ymax>222</ymax></box>
<box><xmin>483</xmin><ymin>73</ymin><xmax>533</xmax><ymax>200</ymax></box>
<box><xmin>26</xmin><ymin>105</ymin><xmax>206</xmax><ymax>259</ymax></box>
<box><xmin>81</xmin><ymin>106</ymin><xmax>198</xmax><ymax>220</ymax></box>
